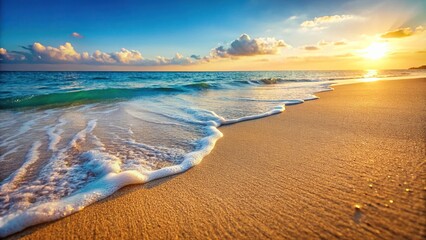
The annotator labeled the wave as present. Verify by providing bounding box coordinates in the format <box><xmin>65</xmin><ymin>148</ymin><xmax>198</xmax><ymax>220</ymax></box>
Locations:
<box><xmin>0</xmin><ymin>87</ymin><xmax>183</xmax><ymax>109</ymax></box>
<box><xmin>258</xmin><ymin>77</ymin><xmax>285</xmax><ymax>84</ymax></box>
<box><xmin>183</xmin><ymin>82</ymin><xmax>218</xmax><ymax>90</ymax></box>
<box><xmin>0</xmin><ymin>82</ymin><xmax>230</xmax><ymax>109</ymax></box>
<box><xmin>233</xmin><ymin>80</ymin><xmax>260</xmax><ymax>85</ymax></box>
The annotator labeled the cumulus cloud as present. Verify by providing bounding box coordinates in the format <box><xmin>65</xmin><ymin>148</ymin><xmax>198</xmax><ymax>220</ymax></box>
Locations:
<box><xmin>210</xmin><ymin>34</ymin><xmax>288</xmax><ymax>58</ymax></box>
<box><xmin>90</xmin><ymin>50</ymin><xmax>116</xmax><ymax>64</ymax></box>
<box><xmin>34</xmin><ymin>42</ymin><xmax>82</xmax><ymax>62</ymax></box>
<box><xmin>380</xmin><ymin>26</ymin><xmax>424</xmax><ymax>38</ymax></box>
<box><xmin>304</xmin><ymin>46</ymin><xmax>320</xmax><ymax>51</ymax></box>
<box><xmin>0</xmin><ymin>42</ymin><xmax>194</xmax><ymax>66</ymax></box>
<box><xmin>154</xmin><ymin>53</ymin><xmax>193</xmax><ymax>65</ymax></box>
<box><xmin>1</xmin><ymin>34</ymin><xmax>289</xmax><ymax>66</ymax></box>
<box><xmin>111</xmin><ymin>48</ymin><xmax>143</xmax><ymax>64</ymax></box>
<box><xmin>15</xmin><ymin>42</ymin><xmax>82</xmax><ymax>63</ymax></box>
<box><xmin>301</xmin><ymin>15</ymin><xmax>355</xmax><ymax>28</ymax></box>
<box><xmin>71</xmin><ymin>32</ymin><xmax>84</xmax><ymax>38</ymax></box>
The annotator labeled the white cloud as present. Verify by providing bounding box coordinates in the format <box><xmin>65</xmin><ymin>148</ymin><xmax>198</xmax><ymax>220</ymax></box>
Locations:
<box><xmin>91</xmin><ymin>50</ymin><xmax>116</xmax><ymax>64</ymax></box>
<box><xmin>112</xmin><ymin>48</ymin><xmax>143</xmax><ymax>64</ymax></box>
<box><xmin>169</xmin><ymin>53</ymin><xmax>193</xmax><ymax>65</ymax></box>
<box><xmin>153</xmin><ymin>53</ymin><xmax>193</xmax><ymax>65</ymax></box>
<box><xmin>31</xmin><ymin>42</ymin><xmax>82</xmax><ymax>62</ymax></box>
<box><xmin>1</xmin><ymin>34</ymin><xmax>291</xmax><ymax>66</ymax></box>
<box><xmin>301</xmin><ymin>15</ymin><xmax>355</xmax><ymax>29</ymax></box>
<box><xmin>210</xmin><ymin>34</ymin><xmax>288</xmax><ymax>58</ymax></box>
<box><xmin>0</xmin><ymin>42</ymin><xmax>194</xmax><ymax>66</ymax></box>
<box><xmin>287</xmin><ymin>16</ymin><xmax>298</xmax><ymax>21</ymax></box>
<box><xmin>71</xmin><ymin>32</ymin><xmax>84</xmax><ymax>38</ymax></box>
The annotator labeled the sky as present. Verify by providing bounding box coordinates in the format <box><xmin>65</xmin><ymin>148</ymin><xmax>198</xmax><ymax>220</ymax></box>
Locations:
<box><xmin>0</xmin><ymin>0</ymin><xmax>425</xmax><ymax>71</ymax></box>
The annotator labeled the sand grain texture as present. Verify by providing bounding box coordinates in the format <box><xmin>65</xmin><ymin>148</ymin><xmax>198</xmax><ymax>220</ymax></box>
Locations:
<box><xmin>10</xmin><ymin>79</ymin><xmax>426</xmax><ymax>239</ymax></box>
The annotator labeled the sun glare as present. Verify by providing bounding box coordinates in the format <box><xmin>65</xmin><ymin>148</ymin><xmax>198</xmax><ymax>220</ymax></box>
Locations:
<box><xmin>363</xmin><ymin>42</ymin><xmax>389</xmax><ymax>60</ymax></box>
<box><xmin>362</xmin><ymin>69</ymin><xmax>379</xmax><ymax>82</ymax></box>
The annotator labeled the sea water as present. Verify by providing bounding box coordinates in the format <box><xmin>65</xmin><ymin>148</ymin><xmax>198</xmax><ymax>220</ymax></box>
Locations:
<box><xmin>0</xmin><ymin>70</ymin><xmax>423</xmax><ymax>236</ymax></box>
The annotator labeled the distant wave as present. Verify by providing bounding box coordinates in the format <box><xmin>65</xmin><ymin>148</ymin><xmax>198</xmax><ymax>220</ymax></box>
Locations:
<box><xmin>0</xmin><ymin>82</ymin><xmax>234</xmax><ymax>109</ymax></box>
<box><xmin>0</xmin><ymin>78</ymin><xmax>333</xmax><ymax>110</ymax></box>
<box><xmin>1</xmin><ymin>71</ymin><xmax>414</xmax><ymax>110</ymax></box>
<box><xmin>183</xmin><ymin>82</ymin><xmax>219</xmax><ymax>90</ymax></box>
<box><xmin>258</xmin><ymin>77</ymin><xmax>285</xmax><ymax>84</ymax></box>
<box><xmin>0</xmin><ymin>87</ymin><xmax>183</xmax><ymax>109</ymax></box>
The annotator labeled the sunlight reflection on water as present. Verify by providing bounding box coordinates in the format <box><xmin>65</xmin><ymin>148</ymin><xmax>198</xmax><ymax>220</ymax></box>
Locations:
<box><xmin>362</xmin><ymin>70</ymin><xmax>379</xmax><ymax>82</ymax></box>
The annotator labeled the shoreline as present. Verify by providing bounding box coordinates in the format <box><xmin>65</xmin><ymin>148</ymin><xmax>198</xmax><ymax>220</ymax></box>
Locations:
<box><xmin>8</xmin><ymin>78</ymin><xmax>426</xmax><ymax>239</ymax></box>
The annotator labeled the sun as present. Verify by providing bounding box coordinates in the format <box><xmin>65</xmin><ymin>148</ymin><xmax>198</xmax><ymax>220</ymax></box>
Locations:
<box><xmin>363</xmin><ymin>42</ymin><xmax>389</xmax><ymax>60</ymax></box>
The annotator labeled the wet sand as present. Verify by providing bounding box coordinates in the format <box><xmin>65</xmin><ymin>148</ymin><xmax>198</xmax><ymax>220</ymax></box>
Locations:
<box><xmin>11</xmin><ymin>78</ymin><xmax>426</xmax><ymax>239</ymax></box>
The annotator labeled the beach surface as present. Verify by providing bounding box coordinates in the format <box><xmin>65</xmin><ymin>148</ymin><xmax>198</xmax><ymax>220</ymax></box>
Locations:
<box><xmin>10</xmin><ymin>78</ymin><xmax>426</xmax><ymax>239</ymax></box>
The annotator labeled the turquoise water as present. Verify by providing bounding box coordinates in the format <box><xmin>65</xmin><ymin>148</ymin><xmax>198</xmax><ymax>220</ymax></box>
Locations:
<box><xmin>0</xmin><ymin>70</ymin><xmax>413</xmax><ymax>108</ymax></box>
<box><xmin>0</xmin><ymin>70</ymin><xmax>423</xmax><ymax>236</ymax></box>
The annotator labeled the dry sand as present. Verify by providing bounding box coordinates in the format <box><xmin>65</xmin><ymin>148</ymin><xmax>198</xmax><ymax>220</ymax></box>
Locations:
<box><xmin>10</xmin><ymin>78</ymin><xmax>426</xmax><ymax>239</ymax></box>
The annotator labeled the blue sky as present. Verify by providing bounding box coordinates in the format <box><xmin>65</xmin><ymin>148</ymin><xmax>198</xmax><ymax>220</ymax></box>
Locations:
<box><xmin>1</xmin><ymin>0</ymin><xmax>425</xmax><ymax>70</ymax></box>
<box><xmin>1</xmin><ymin>0</ymin><xmax>343</xmax><ymax>54</ymax></box>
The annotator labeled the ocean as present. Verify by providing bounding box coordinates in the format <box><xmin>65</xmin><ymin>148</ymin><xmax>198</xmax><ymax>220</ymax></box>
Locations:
<box><xmin>0</xmin><ymin>69</ymin><xmax>424</xmax><ymax>236</ymax></box>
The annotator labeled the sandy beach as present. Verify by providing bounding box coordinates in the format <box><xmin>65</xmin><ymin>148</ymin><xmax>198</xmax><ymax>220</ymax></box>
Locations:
<box><xmin>10</xmin><ymin>78</ymin><xmax>426</xmax><ymax>239</ymax></box>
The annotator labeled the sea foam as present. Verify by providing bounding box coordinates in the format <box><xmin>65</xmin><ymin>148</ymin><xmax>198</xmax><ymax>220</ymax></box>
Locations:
<box><xmin>0</xmin><ymin>124</ymin><xmax>223</xmax><ymax>237</ymax></box>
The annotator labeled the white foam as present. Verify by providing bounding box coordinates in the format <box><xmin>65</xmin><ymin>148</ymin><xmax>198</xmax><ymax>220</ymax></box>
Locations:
<box><xmin>46</xmin><ymin>119</ymin><xmax>67</xmax><ymax>151</ymax></box>
<box><xmin>0</xmin><ymin>118</ymin><xmax>37</xmax><ymax>148</ymax></box>
<box><xmin>91</xmin><ymin>135</ymin><xmax>105</xmax><ymax>149</ymax></box>
<box><xmin>0</xmin><ymin>125</ymin><xmax>223</xmax><ymax>237</ymax></box>
<box><xmin>222</xmin><ymin>105</ymin><xmax>285</xmax><ymax>125</ymax></box>
<box><xmin>68</xmin><ymin>119</ymin><xmax>97</xmax><ymax>148</ymax></box>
